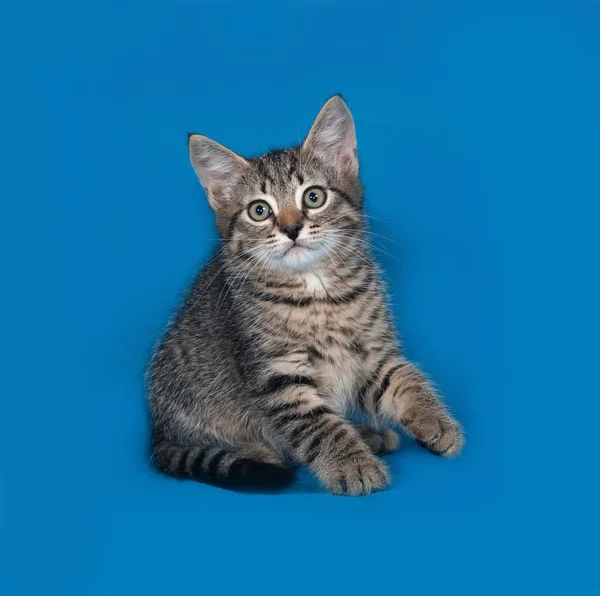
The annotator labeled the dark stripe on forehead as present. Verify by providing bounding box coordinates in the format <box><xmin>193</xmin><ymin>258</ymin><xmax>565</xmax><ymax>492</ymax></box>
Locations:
<box><xmin>256</xmin><ymin>159</ymin><xmax>277</xmax><ymax>187</ymax></box>
<box><xmin>288</xmin><ymin>165</ymin><xmax>304</xmax><ymax>185</ymax></box>
<box><xmin>261</xmin><ymin>180</ymin><xmax>267</xmax><ymax>194</ymax></box>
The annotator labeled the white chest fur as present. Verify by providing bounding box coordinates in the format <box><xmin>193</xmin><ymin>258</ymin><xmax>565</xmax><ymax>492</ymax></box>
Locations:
<box><xmin>303</xmin><ymin>272</ymin><xmax>326</xmax><ymax>294</ymax></box>
<box><xmin>297</xmin><ymin>271</ymin><xmax>364</xmax><ymax>415</ymax></box>
<box><xmin>317</xmin><ymin>347</ymin><xmax>361</xmax><ymax>417</ymax></box>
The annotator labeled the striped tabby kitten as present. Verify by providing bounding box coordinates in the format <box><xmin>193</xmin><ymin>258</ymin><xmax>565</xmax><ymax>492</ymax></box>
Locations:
<box><xmin>149</xmin><ymin>95</ymin><xmax>463</xmax><ymax>495</ymax></box>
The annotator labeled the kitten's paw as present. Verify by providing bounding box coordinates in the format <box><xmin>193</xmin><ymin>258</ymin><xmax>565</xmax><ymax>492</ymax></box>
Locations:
<box><xmin>380</xmin><ymin>428</ymin><xmax>401</xmax><ymax>454</ymax></box>
<box><xmin>415</xmin><ymin>416</ymin><xmax>464</xmax><ymax>458</ymax></box>
<box><xmin>358</xmin><ymin>426</ymin><xmax>401</xmax><ymax>455</ymax></box>
<box><xmin>318</xmin><ymin>451</ymin><xmax>390</xmax><ymax>496</ymax></box>
<box><xmin>357</xmin><ymin>426</ymin><xmax>384</xmax><ymax>454</ymax></box>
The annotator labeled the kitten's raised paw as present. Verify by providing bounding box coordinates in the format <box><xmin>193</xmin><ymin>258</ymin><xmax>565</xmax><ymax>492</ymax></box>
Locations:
<box><xmin>415</xmin><ymin>416</ymin><xmax>464</xmax><ymax>458</ymax></box>
<box><xmin>318</xmin><ymin>451</ymin><xmax>389</xmax><ymax>496</ymax></box>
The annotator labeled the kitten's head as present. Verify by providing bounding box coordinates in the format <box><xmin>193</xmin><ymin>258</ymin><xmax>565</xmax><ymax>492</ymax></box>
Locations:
<box><xmin>189</xmin><ymin>95</ymin><xmax>364</xmax><ymax>273</ymax></box>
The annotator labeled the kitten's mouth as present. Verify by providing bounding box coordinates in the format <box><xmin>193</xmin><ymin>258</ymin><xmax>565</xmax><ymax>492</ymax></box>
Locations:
<box><xmin>283</xmin><ymin>241</ymin><xmax>312</xmax><ymax>255</ymax></box>
<box><xmin>270</xmin><ymin>239</ymin><xmax>325</xmax><ymax>271</ymax></box>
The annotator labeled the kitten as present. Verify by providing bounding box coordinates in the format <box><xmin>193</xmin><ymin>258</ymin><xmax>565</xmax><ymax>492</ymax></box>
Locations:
<box><xmin>148</xmin><ymin>95</ymin><xmax>464</xmax><ymax>495</ymax></box>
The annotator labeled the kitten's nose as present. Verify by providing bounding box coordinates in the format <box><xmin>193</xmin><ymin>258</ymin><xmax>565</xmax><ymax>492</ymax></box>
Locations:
<box><xmin>282</xmin><ymin>223</ymin><xmax>302</xmax><ymax>242</ymax></box>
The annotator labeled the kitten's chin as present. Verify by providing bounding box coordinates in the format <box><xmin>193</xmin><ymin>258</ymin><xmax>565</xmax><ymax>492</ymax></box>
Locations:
<box><xmin>274</xmin><ymin>245</ymin><xmax>324</xmax><ymax>272</ymax></box>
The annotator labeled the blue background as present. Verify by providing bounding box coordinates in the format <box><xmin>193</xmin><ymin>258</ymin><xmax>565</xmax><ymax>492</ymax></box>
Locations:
<box><xmin>2</xmin><ymin>0</ymin><xmax>599</xmax><ymax>594</ymax></box>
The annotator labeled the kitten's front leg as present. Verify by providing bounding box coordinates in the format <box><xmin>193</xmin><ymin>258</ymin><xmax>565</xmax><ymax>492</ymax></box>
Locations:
<box><xmin>259</xmin><ymin>373</ymin><xmax>389</xmax><ymax>495</ymax></box>
<box><xmin>360</xmin><ymin>356</ymin><xmax>464</xmax><ymax>457</ymax></box>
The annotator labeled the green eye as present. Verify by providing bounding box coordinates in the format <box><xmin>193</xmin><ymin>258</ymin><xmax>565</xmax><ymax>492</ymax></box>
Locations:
<box><xmin>248</xmin><ymin>200</ymin><xmax>272</xmax><ymax>222</ymax></box>
<box><xmin>303</xmin><ymin>187</ymin><xmax>327</xmax><ymax>209</ymax></box>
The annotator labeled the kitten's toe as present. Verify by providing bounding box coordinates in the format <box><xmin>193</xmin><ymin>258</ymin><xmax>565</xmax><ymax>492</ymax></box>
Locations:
<box><xmin>357</xmin><ymin>426</ymin><xmax>384</xmax><ymax>454</ymax></box>
<box><xmin>320</xmin><ymin>451</ymin><xmax>389</xmax><ymax>496</ymax></box>
<box><xmin>380</xmin><ymin>428</ymin><xmax>401</xmax><ymax>454</ymax></box>
<box><xmin>357</xmin><ymin>426</ymin><xmax>401</xmax><ymax>455</ymax></box>
<box><xmin>417</xmin><ymin>417</ymin><xmax>464</xmax><ymax>458</ymax></box>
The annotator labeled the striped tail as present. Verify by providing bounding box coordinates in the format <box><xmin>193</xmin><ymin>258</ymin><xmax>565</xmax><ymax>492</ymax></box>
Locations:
<box><xmin>152</xmin><ymin>439</ymin><xmax>295</xmax><ymax>491</ymax></box>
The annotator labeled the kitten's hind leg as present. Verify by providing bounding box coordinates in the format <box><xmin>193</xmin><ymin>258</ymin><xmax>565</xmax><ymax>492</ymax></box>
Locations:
<box><xmin>356</xmin><ymin>425</ymin><xmax>400</xmax><ymax>455</ymax></box>
<box><xmin>241</xmin><ymin>443</ymin><xmax>288</xmax><ymax>466</ymax></box>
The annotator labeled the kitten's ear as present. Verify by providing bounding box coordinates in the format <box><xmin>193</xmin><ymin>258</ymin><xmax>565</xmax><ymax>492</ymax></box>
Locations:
<box><xmin>302</xmin><ymin>95</ymin><xmax>358</xmax><ymax>174</ymax></box>
<box><xmin>188</xmin><ymin>134</ymin><xmax>250</xmax><ymax>210</ymax></box>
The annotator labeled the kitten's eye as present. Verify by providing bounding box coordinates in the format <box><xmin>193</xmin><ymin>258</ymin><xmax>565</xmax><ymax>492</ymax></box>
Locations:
<box><xmin>303</xmin><ymin>187</ymin><xmax>327</xmax><ymax>209</ymax></box>
<box><xmin>247</xmin><ymin>200</ymin><xmax>272</xmax><ymax>222</ymax></box>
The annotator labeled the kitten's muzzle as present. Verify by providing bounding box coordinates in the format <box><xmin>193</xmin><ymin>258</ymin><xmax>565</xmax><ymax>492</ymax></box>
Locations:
<box><xmin>281</xmin><ymin>223</ymin><xmax>302</xmax><ymax>242</ymax></box>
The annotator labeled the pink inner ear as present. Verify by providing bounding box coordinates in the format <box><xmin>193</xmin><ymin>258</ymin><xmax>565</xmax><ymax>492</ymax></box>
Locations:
<box><xmin>209</xmin><ymin>184</ymin><xmax>222</xmax><ymax>200</ymax></box>
<box><xmin>336</xmin><ymin>130</ymin><xmax>357</xmax><ymax>171</ymax></box>
<box><xmin>339</xmin><ymin>143</ymin><xmax>358</xmax><ymax>171</ymax></box>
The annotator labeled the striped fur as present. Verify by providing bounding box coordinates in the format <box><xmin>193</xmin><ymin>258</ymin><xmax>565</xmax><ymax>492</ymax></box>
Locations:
<box><xmin>148</xmin><ymin>96</ymin><xmax>464</xmax><ymax>495</ymax></box>
<box><xmin>152</xmin><ymin>436</ymin><xmax>294</xmax><ymax>490</ymax></box>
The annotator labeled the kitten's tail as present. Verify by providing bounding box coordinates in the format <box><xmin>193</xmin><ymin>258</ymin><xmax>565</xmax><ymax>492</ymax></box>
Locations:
<box><xmin>152</xmin><ymin>438</ymin><xmax>295</xmax><ymax>491</ymax></box>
